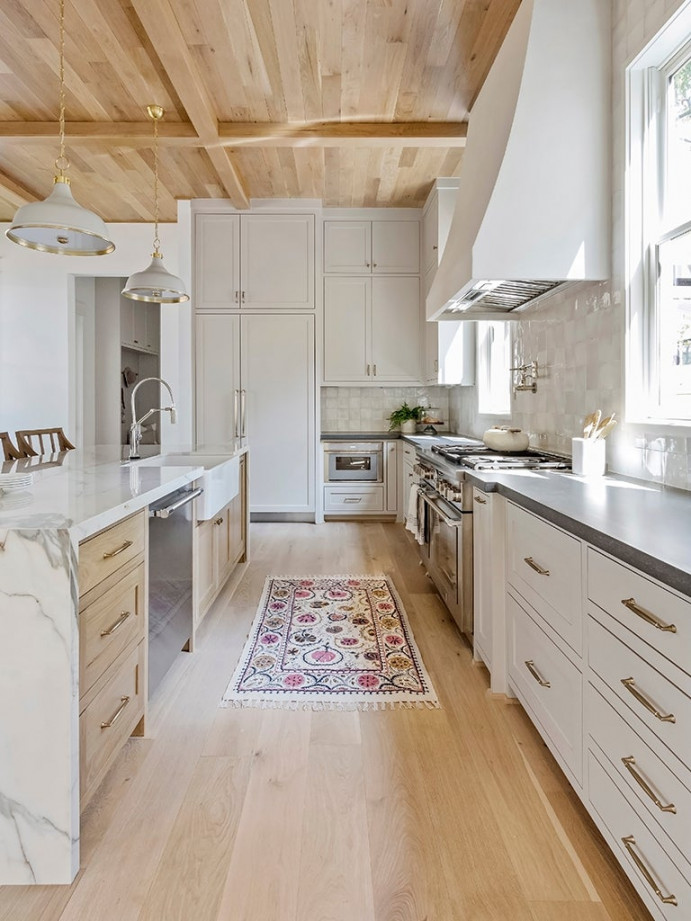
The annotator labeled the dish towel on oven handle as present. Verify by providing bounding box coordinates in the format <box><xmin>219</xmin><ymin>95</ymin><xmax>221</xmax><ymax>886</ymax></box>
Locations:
<box><xmin>405</xmin><ymin>484</ymin><xmax>425</xmax><ymax>545</ymax></box>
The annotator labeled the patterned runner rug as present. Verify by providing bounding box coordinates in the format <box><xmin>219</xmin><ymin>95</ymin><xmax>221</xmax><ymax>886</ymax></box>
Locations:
<box><xmin>221</xmin><ymin>575</ymin><xmax>439</xmax><ymax>710</ymax></box>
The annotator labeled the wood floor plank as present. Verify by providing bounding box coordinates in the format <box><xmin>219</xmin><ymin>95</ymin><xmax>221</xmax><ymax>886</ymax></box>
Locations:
<box><xmin>214</xmin><ymin>710</ymin><xmax>312</xmax><ymax>921</ymax></box>
<box><xmin>295</xmin><ymin>741</ymin><xmax>375</xmax><ymax>921</ymax></box>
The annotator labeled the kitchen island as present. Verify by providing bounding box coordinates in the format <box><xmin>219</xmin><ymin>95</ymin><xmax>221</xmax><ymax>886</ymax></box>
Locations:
<box><xmin>0</xmin><ymin>444</ymin><xmax>246</xmax><ymax>886</ymax></box>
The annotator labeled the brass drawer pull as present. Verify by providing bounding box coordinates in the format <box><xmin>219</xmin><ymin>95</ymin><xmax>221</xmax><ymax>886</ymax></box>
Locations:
<box><xmin>100</xmin><ymin>696</ymin><xmax>130</xmax><ymax>729</ymax></box>
<box><xmin>343</xmin><ymin>497</ymin><xmax>362</xmax><ymax>503</ymax></box>
<box><xmin>214</xmin><ymin>517</ymin><xmax>224</xmax><ymax>526</ymax></box>
<box><xmin>621</xmin><ymin>598</ymin><xmax>677</xmax><ymax>633</ymax></box>
<box><xmin>473</xmin><ymin>495</ymin><xmax>487</xmax><ymax>505</ymax></box>
<box><xmin>621</xmin><ymin>836</ymin><xmax>678</xmax><ymax>905</ymax></box>
<box><xmin>524</xmin><ymin>556</ymin><xmax>549</xmax><ymax>576</ymax></box>
<box><xmin>100</xmin><ymin>611</ymin><xmax>131</xmax><ymax>637</ymax></box>
<box><xmin>621</xmin><ymin>756</ymin><xmax>676</xmax><ymax>814</ymax></box>
<box><xmin>621</xmin><ymin>677</ymin><xmax>676</xmax><ymax>723</ymax></box>
<box><xmin>524</xmin><ymin>659</ymin><xmax>551</xmax><ymax>688</ymax></box>
<box><xmin>102</xmin><ymin>539</ymin><xmax>133</xmax><ymax>559</ymax></box>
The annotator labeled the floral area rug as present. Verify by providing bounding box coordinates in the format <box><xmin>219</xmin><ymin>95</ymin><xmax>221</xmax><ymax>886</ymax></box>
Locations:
<box><xmin>221</xmin><ymin>575</ymin><xmax>439</xmax><ymax>710</ymax></box>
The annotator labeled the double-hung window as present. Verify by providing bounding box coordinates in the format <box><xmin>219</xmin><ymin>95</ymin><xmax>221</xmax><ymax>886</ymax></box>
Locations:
<box><xmin>629</xmin><ymin>7</ymin><xmax>691</xmax><ymax>422</ymax></box>
<box><xmin>476</xmin><ymin>321</ymin><xmax>511</xmax><ymax>416</ymax></box>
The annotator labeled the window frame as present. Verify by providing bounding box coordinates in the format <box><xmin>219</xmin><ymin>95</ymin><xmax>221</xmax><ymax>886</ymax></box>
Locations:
<box><xmin>476</xmin><ymin>320</ymin><xmax>512</xmax><ymax>417</ymax></box>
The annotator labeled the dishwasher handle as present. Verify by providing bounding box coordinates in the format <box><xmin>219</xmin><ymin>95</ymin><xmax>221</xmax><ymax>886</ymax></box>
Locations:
<box><xmin>150</xmin><ymin>487</ymin><xmax>204</xmax><ymax>519</ymax></box>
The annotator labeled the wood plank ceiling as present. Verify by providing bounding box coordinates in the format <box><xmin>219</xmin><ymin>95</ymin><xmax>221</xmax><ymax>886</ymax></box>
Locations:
<box><xmin>0</xmin><ymin>0</ymin><xmax>520</xmax><ymax>222</ymax></box>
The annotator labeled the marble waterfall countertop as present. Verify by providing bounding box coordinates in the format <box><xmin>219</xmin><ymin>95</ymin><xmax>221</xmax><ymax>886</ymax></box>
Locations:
<box><xmin>0</xmin><ymin>441</ymin><xmax>247</xmax><ymax>540</ymax></box>
<box><xmin>0</xmin><ymin>441</ymin><xmax>246</xmax><ymax>886</ymax></box>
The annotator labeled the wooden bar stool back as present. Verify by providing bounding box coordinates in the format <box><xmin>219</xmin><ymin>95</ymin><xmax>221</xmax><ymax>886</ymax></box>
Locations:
<box><xmin>1</xmin><ymin>432</ymin><xmax>24</xmax><ymax>461</ymax></box>
<box><xmin>15</xmin><ymin>428</ymin><xmax>76</xmax><ymax>457</ymax></box>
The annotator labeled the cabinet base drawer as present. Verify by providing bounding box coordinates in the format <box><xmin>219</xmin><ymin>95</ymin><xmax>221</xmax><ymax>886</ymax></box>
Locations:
<box><xmin>588</xmin><ymin>750</ymin><xmax>690</xmax><ymax>920</ymax></box>
<box><xmin>324</xmin><ymin>485</ymin><xmax>385</xmax><ymax>513</ymax></box>
<box><xmin>80</xmin><ymin>640</ymin><xmax>145</xmax><ymax>808</ymax></box>
<box><xmin>508</xmin><ymin>591</ymin><xmax>583</xmax><ymax>784</ymax></box>
<box><xmin>79</xmin><ymin>511</ymin><xmax>146</xmax><ymax>598</ymax></box>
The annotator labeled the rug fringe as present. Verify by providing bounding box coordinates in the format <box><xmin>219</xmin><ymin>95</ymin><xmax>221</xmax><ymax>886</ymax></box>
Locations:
<box><xmin>219</xmin><ymin>697</ymin><xmax>440</xmax><ymax>712</ymax></box>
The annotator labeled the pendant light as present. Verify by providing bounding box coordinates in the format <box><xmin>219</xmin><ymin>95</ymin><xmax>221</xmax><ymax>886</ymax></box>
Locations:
<box><xmin>122</xmin><ymin>105</ymin><xmax>189</xmax><ymax>303</ymax></box>
<box><xmin>6</xmin><ymin>0</ymin><xmax>114</xmax><ymax>256</ymax></box>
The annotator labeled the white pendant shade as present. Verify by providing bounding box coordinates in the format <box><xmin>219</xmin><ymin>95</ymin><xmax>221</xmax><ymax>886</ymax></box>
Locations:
<box><xmin>122</xmin><ymin>252</ymin><xmax>189</xmax><ymax>303</ymax></box>
<box><xmin>6</xmin><ymin>178</ymin><xmax>115</xmax><ymax>255</ymax></box>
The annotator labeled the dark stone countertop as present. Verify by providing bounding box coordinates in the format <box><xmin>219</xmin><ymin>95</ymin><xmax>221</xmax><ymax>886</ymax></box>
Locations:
<box><xmin>321</xmin><ymin>432</ymin><xmax>401</xmax><ymax>441</ymax></box>
<box><xmin>467</xmin><ymin>469</ymin><xmax>691</xmax><ymax>596</ymax></box>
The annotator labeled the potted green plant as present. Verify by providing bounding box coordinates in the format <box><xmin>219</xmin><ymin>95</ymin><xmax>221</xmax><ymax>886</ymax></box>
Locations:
<box><xmin>388</xmin><ymin>402</ymin><xmax>424</xmax><ymax>434</ymax></box>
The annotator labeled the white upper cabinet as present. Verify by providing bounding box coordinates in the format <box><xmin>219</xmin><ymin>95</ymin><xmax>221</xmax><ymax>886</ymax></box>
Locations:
<box><xmin>194</xmin><ymin>212</ymin><xmax>314</xmax><ymax>311</ymax></box>
<box><xmin>240</xmin><ymin>214</ymin><xmax>314</xmax><ymax>310</ymax></box>
<box><xmin>323</xmin><ymin>275</ymin><xmax>420</xmax><ymax>384</ymax></box>
<box><xmin>195</xmin><ymin>214</ymin><xmax>240</xmax><ymax>310</ymax></box>
<box><xmin>324</xmin><ymin>219</ymin><xmax>419</xmax><ymax>274</ymax></box>
<box><xmin>120</xmin><ymin>298</ymin><xmax>160</xmax><ymax>355</ymax></box>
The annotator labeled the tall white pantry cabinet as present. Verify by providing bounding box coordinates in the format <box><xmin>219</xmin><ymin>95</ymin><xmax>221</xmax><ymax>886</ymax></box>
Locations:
<box><xmin>194</xmin><ymin>210</ymin><xmax>316</xmax><ymax>514</ymax></box>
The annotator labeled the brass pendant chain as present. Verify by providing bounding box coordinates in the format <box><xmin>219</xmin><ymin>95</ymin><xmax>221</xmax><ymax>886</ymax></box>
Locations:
<box><xmin>152</xmin><ymin>111</ymin><xmax>160</xmax><ymax>256</ymax></box>
<box><xmin>55</xmin><ymin>0</ymin><xmax>69</xmax><ymax>177</ymax></box>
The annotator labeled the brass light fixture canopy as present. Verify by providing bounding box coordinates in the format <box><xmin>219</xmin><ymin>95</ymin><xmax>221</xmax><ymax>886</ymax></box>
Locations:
<box><xmin>5</xmin><ymin>0</ymin><xmax>114</xmax><ymax>256</ymax></box>
<box><xmin>122</xmin><ymin>104</ymin><xmax>188</xmax><ymax>303</ymax></box>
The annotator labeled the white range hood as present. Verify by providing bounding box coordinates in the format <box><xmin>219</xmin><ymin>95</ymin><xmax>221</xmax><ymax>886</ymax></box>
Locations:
<box><xmin>427</xmin><ymin>0</ymin><xmax>610</xmax><ymax>321</ymax></box>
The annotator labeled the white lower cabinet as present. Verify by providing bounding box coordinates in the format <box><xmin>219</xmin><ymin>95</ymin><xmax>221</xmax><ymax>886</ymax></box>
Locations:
<box><xmin>494</xmin><ymin>500</ymin><xmax>691</xmax><ymax>918</ymax></box>
<box><xmin>472</xmin><ymin>488</ymin><xmax>493</xmax><ymax>670</ymax></box>
<box><xmin>196</xmin><ymin>313</ymin><xmax>315</xmax><ymax>514</ymax></box>
<box><xmin>324</xmin><ymin>485</ymin><xmax>385</xmax><ymax>514</ymax></box>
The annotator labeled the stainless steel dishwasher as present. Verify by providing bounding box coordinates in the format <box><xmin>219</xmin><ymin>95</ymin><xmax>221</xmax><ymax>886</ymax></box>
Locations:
<box><xmin>148</xmin><ymin>485</ymin><xmax>203</xmax><ymax>697</ymax></box>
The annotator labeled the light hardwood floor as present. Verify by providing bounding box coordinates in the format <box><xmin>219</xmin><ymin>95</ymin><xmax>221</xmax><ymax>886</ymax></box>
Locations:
<box><xmin>0</xmin><ymin>522</ymin><xmax>652</xmax><ymax>921</ymax></box>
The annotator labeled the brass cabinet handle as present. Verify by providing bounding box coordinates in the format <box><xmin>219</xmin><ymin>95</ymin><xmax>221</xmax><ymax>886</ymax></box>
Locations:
<box><xmin>621</xmin><ymin>756</ymin><xmax>676</xmax><ymax>814</ymax></box>
<box><xmin>524</xmin><ymin>556</ymin><xmax>549</xmax><ymax>576</ymax></box>
<box><xmin>365</xmin><ymin>262</ymin><xmax>370</xmax><ymax>268</ymax></box>
<box><xmin>524</xmin><ymin>659</ymin><xmax>551</xmax><ymax>688</ymax></box>
<box><xmin>372</xmin><ymin>262</ymin><xmax>377</xmax><ymax>268</ymax></box>
<box><xmin>621</xmin><ymin>836</ymin><xmax>678</xmax><ymax>905</ymax></box>
<box><xmin>474</xmin><ymin>495</ymin><xmax>487</xmax><ymax>505</ymax></box>
<box><xmin>366</xmin><ymin>364</ymin><xmax>371</xmax><ymax>376</ymax></box>
<box><xmin>100</xmin><ymin>696</ymin><xmax>130</xmax><ymax>729</ymax></box>
<box><xmin>621</xmin><ymin>677</ymin><xmax>676</xmax><ymax>723</ymax></box>
<box><xmin>102</xmin><ymin>539</ymin><xmax>133</xmax><ymax>559</ymax></box>
<box><xmin>343</xmin><ymin>497</ymin><xmax>362</xmax><ymax>503</ymax></box>
<box><xmin>621</xmin><ymin>598</ymin><xmax>677</xmax><ymax>633</ymax></box>
<box><xmin>373</xmin><ymin>364</ymin><xmax>377</xmax><ymax>376</ymax></box>
<box><xmin>100</xmin><ymin>611</ymin><xmax>131</xmax><ymax>637</ymax></box>
<box><xmin>241</xmin><ymin>290</ymin><xmax>246</xmax><ymax>302</ymax></box>
<box><xmin>214</xmin><ymin>516</ymin><xmax>224</xmax><ymax>526</ymax></box>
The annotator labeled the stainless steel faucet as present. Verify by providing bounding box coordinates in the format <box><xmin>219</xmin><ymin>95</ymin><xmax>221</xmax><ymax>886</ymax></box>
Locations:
<box><xmin>129</xmin><ymin>377</ymin><xmax>177</xmax><ymax>459</ymax></box>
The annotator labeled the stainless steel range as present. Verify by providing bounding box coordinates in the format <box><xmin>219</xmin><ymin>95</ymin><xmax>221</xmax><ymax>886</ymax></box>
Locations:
<box><xmin>410</xmin><ymin>437</ymin><xmax>569</xmax><ymax>637</ymax></box>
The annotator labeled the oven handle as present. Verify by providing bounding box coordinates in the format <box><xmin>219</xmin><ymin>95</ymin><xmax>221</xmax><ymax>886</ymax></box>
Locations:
<box><xmin>420</xmin><ymin>490</ymin><xmax>466</xmax><ymax>528</ymax></box>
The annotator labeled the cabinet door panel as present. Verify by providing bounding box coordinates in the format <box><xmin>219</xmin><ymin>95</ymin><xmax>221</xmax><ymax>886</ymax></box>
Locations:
<box><xmin>324</xmin><ymin>221</ymin><xmax>371</xmax><ymax>273</ymax></box>
<box><xmin>195</xmin><ymin>314</ymin><xmax>240</xmax><ymax>445</ymax></box>
<box><xmin>241</xmin><ymin>315</ymin><xmax>315</xmax><ymax>512</ymax></box>
<box><xmin>371</xmin><ymin>276</ymin><xmax>420</xmax><ymax>382</ymax></box>
<box><xmin>372</xmin><ymin>221</ymin><xmax>420</xmax><ymax>274</ymax></box>
<box><xmin>195</xmin><ymin>213</ymin><xmax>240</xmax><ymax>310</ymax></box>
<box><xmin>241</xmin><ymin>214</ymin><xmax>314</xmax><ymax>309</ymax></box>
<box><xmin>323</xmin><ymin>276</ymin><xmax>370</xmax><ymax>382</ymax></box>
<box><xmin>195</xmin><ymin>517</ymin><xmax>215</xmax><ymax>620</ymax></box>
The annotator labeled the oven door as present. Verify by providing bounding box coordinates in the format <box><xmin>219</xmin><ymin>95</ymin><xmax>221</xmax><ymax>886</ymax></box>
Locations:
<box><xmin>421</xmin><ymin>491</ymin><xmax>473</xmax><ymax>636</ymax></box>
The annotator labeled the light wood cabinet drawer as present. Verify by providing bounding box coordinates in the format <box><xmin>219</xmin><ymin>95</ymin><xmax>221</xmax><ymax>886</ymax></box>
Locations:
<box><xmin>587</xmin><ymin>549</ymin><xmax>690</xmax><ymax>677</ymax></box>
<box><xmin>506</xmin><ymin>503</ymin><xmax>582</xmax><ymax>654</ymax></box>
<box><xmin>508</xmin><ymin>591</ymin><xmax>583</xmax><ymax>783</ymax></box>
<box><xmin>588</xmin><ymin>750</ymin><xmax>690</xmax><ymax>920</ymax></box>
<box><xmin>588</xmin><ymin>617</ymin><xmax>690</xmax><ymax>773</ymax></box>
<box><xmin>80</xmin><ymin>562</ymin><xmax>145</xmax><ymax>697</ymax></box>
<box><xmin>80</xmin><ymin>640</ymin><xmax>145</xmax><ymax>807</ymax></box>
<box><xmin>587</xmin><ymin>682</ymin><xmax>691</xmax><ymax>861</ymax></box>
<box><xmin>79</xmin><ymin>511</ymin><xmax>146</xmax><ymax>597</ymax></box>
<box><xmin>324</xmin><ymin>485</ymin><xmax>384</xmax><ymax>513</ymax></box>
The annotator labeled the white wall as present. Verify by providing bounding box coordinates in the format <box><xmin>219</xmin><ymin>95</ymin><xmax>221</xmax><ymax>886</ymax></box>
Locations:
<box><xmin>0</xmin><ymin>221</ymin><xmax>191</xmax><ymax>446</ymax></box>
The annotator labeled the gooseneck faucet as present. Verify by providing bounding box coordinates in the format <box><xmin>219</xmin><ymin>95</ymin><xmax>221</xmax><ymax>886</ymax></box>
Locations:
<box><xmin>129</xmin><ymin>376</ymin><xmax>177</xmax><ymax>459</ymax></box>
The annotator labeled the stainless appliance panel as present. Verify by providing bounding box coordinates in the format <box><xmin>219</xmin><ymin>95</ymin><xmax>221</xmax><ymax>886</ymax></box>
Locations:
<box><xmin>420</xmin><ymin>491</ymin><xmax>473</xmax><ymax>636</ymax></box>
<box><xmin>148</xmin><ymin>486</ymin><xmax>201</xmax><ymax>697</ymax></box>
<box><xmin>324</xmin><ymin>441</ymin><xmax>383</xmax><ymax>483</ymax></box>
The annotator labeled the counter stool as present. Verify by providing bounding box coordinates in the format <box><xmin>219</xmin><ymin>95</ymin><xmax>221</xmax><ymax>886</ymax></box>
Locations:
<box><xmin>1</xmin><ymin>431</ymin><xmax>24</xmax><ymax>461</ymax></box>
<box><xmin>15</xmin><ymin>427</ymin><xmax>75</xmax><ymax>457</ymax></box>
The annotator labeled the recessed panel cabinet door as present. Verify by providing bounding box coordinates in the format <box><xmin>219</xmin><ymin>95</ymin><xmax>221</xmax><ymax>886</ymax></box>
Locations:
<box><xmin>195</xmin><ymin>314</ymin><xmax>240</xmax><ymax>445</ymax></box>
<box><xmin>240</xmin><ymin>214</ymin><xmax>314</xmax><ymax>309</ymax></box>
<box><xmin>323</xmin><ymin>221</ymin><xmax>371</xmax><ymax>273</ymax></box>
<box><xmin>371</xmin><ymin>276</ymin><xmax>421</xmax><ymax>382</ymax></box>
<box><xmin>372</xmin><ymin>221</ymin><xmax>420</xmax><ymax>273</ymax></box>
<box><xmin>240</xmin><ymin>315</ymin><xmax>315</xmax><ymax>513</ymax></box>
<box><xmin>323</xmin><ymin>276</ymin><xmax>370</xmax><ymax>382</ymax></box>
<box><xmin>195</xmin><ymin>213</ymin><xmax>240</xmax><ymax>311</ymax></box>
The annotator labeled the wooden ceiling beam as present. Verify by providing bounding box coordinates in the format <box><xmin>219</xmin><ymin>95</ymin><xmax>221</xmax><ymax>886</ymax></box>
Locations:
<box><xmin>129</xmin><ymin>0</ymin><xmax>249</xmax><ymax>209</ymax></box>
<box><xmin>0</xmin><ymin>171</ymin><xmax>39</xmax><ymax>207</ymax></box>
<box><xmin>0</xmin><ymin>122</ymin><xmax>198</xmax><ymax>144</ymax></box>
<box><xmin>216</xmin><ymin>121</ymin><xmax>468</xmax><ymax>148</ymax></box>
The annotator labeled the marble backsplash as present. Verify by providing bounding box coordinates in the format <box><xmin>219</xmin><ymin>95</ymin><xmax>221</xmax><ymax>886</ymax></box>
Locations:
<box><xmin>321</xmin><ymin>386</ymin><xmax>451</xmax><ymax>434</ymax></box>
